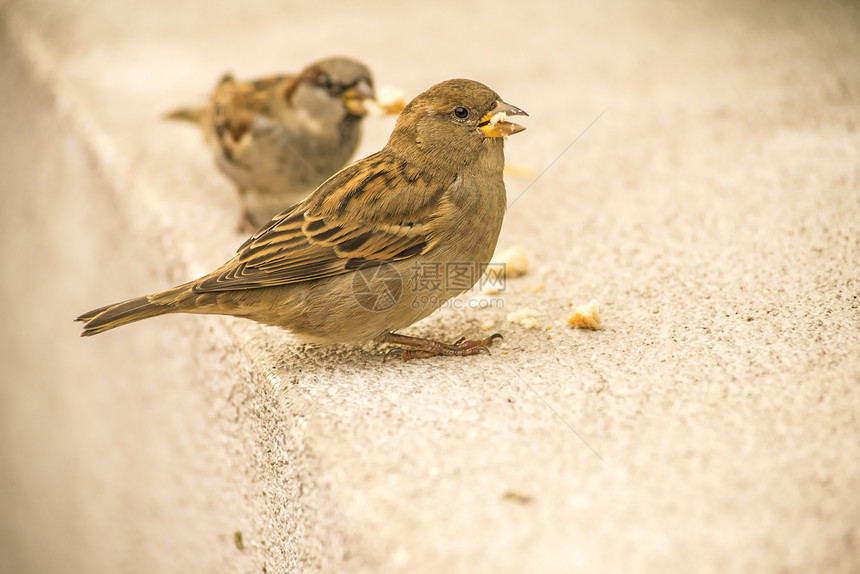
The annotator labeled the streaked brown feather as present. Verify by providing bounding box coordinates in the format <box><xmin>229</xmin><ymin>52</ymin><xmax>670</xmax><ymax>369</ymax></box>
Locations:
<box><xmin>192</xmin><ymin>151</ymin><xmax>447</xmax><ymax>293</ymax></box>
<box><xmin>210</xmin><ymin>73</ymin><xmax>295</xmax><ymax>155</ymax></box>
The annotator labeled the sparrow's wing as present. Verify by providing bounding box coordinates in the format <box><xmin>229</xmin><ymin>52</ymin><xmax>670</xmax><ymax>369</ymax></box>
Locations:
<box><xmin>193</xmin><ymin>153</ymin><xmax>447</xmax><ymax>292</ymax></box>
<box><xmin>210</xmin><ymin>73</ymin><xmax>294</xmax><ymax>160</ymax></box>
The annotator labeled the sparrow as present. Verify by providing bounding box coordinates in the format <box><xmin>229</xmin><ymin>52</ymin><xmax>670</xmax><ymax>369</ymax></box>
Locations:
<box><xmin>78</xmin><ymin>79</ymin><xmax>527</xmax><ymax>360</ymax></box>
<box><xmin>166</xmin><ymin>57</ymin><xmax>377</xmax><ymax>232</ymax></box>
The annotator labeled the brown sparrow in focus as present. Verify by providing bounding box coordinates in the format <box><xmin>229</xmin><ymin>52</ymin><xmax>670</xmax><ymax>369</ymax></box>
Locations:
<box><xmin>79</xmin><ymin>79</ymin><xmax>527</xmax><ymax>359</ymax></box>
<box><xmin>166</xmin><ymin>57</ymin><xmax>376</xmax><ymax>232</ymax></box>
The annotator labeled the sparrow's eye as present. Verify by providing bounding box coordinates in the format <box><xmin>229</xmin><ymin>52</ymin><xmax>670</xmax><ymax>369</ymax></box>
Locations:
<box><xmin>316</xmin><ymin>75</ymin><xmax>343</xmax><ymax>96</ymax></box>
<box><xmin>453</xmin><ymin>106</ymin><xmax>469</xmax><ymax>119</ymax></box>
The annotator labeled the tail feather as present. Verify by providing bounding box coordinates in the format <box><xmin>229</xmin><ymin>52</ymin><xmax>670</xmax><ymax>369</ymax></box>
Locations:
<box><xmin>76</xmin><ymin>295</ymin><xmax>174</xmax><ymax>336</ymax></box>
<box><xmin>163</xmin><ymin>106</ymin><xmax>205</xmax><ymax>125</ymax></box>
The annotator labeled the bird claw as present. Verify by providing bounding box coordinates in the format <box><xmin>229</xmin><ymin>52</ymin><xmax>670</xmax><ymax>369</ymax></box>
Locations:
<box><xmin>381</xmin><ymin>332</ymin><xmax>503</xmax><ymax>361</ymax></box>
<box><xmin>383</xmin><ymin>348</ymin><xmax>408</xmax><ymax>362</ymax></box>
<box><xmin>457</xmin><ymin>332</ymin><xmax>503</xmax><ymax>348</ymax></box>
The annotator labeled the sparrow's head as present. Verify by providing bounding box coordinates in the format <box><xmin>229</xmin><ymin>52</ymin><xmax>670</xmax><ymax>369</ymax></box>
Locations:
<box><xmin>290</xmin><ymin>57</ymin><xmax>375</xmax><ymax>119</ymax></box>
<box><xmin>387</xmin><ymin>79</ymin><xmax>527</xmax><ymax>168</ymax></box>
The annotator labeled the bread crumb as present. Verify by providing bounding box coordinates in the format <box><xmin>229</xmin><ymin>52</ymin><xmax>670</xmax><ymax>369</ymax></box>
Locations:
<box><xmin>366</xmin><ymin>85</ymin><xmax>406</xmax><ymax>116</ymax></box>
<box><xmin>483</xmin><ymin>244</ymin><xmax>529</xmax><ymax>293</ymax></box>
<box><xmin>566</xmin><ymin>300</ymin><xmax>602</xmax><ymax>330</ymax></box>
<box><xmin>610</xmin><ymin>386</ymin><xmax>634</xmax><ymax>398</ymax></box>
<box><xmin>501</xmin><ymin>489</ymin><xmax>533</xmax><ymax>504</ymax></box>
<box><xmin>495</xmin><ymin>244</ymin><xmax>529</xmax><ymax>278</ymax></box>
<box><xmin>479</xmin><ymin>321</ymin><xmax>495</xmax><ymax>331</ymax></box>
<box><xmin>506</xmin><ymin>307</ymin><xmax>542</xmax><ymax>329</ymax></box>
<box><xmin>489</xmin><ymin>110</ymin><xmax>510</xmax><ymax>126</ymax></box>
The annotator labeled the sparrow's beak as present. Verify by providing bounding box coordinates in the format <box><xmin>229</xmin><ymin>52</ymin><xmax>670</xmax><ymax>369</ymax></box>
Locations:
<box><xmin>342</xmin><ymin>80</ymin><xmax>375</xmax><ymax>116</ymax></box>
<box><xmin>478</xmin><ymin>100</ymin><xmax>528</xmax><ymax>138</ymax></box>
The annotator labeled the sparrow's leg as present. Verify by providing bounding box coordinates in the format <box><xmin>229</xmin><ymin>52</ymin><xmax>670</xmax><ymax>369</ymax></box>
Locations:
<box><xmin>381</xmin><ymin>332</ymin><xmax>503</xmax><ymax>361</ymax></box>
<box><xmin>236</xmin><ymin>188</ymin><xmax>257</xmax><ymax>234</ymax></box>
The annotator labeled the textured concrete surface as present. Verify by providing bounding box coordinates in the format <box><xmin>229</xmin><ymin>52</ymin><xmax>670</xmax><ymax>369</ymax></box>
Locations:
<box><xmin>1</xmin><ymin>1</ymin><xmax>859</xmax><ymax>572</ymax></box>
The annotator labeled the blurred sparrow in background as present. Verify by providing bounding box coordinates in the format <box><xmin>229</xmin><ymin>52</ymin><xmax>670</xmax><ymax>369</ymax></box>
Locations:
<box><xmin>80</xmin><ymin>79</ymin><xmax>526</xmax><ymax>359</ymax></box>
<box><xmin>166</xmin><ymin>57</ymin><xmax>379</xmax><ymax>232</ymax></box>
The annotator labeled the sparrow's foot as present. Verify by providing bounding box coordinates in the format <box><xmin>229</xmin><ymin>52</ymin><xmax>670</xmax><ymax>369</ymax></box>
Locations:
<box><xmin>235</xmin><ymin>191</ymin><xmax>259</xmax><ymax>234</ymax></box>
<box><xmin>381</xmin><ymin>332</ymin><xmax>503</xmax><ymax>361</ymax></box>
<box><xmin>236</xmin><ymin>210</ymin><xmax>257</xmax><ymax>235</ymax></box>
